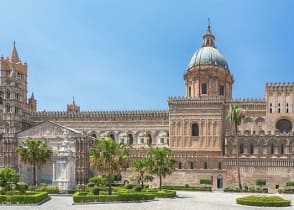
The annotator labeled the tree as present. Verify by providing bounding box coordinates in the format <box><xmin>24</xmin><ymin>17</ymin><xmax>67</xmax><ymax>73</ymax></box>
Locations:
<box><xmin>0</xmin><ymin>167</ymin><xmax>19</xmax><ymax>190</ymax></box>
<box><xmin>16</xmin><ymin>139</ymin><xmax>52</xmax><ymax>186</ymax></box>
<box><xmin>131</xmin><ymin>158</ymin><xmax>151</xmax><ymax>189</ymax></box>
<box><xmin>147</xmin><ymin>147</ymin><xmax>176</xmax><ymax>190</ymax></box>
<box><xmin>226</xmin><ymin>104</ymin><xmax>245</xmax><ymax>189</ymax></box>
<box><xmin>89</xmin><ymin>138</ymin><xmax>129</xmax><ymax>195</ymax></box>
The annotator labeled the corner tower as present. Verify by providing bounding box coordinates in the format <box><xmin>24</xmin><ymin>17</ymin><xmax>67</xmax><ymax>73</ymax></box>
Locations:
<box><xmin>184</xmin><ymin>24</ymin><xmax>233</xmax><ymax>100</ymax></box>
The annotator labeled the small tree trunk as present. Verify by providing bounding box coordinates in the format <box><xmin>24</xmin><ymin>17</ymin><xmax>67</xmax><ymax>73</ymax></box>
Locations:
<box><xmin>33</xmin><ymin>163</ymin><xmax>37</xmax><ymax>186</ymax></box>
<box><xmin>141</xmin><ymin>172</ymin><xmax>144</xmax><ymax>189</ymax></box>
<box><xmin>108</xmin><ymin>175</ymin><xmax>112</xmax><ymax>195</ymax></box>
<box><xmin>235</xmin><ymin>124</ymin><xmax>242</xmax><ymax>189</ymax></box>
<box><xmin>159</xmin><ymin>175</ymin><xmax>162</xmax><ymax>190</ymax></box>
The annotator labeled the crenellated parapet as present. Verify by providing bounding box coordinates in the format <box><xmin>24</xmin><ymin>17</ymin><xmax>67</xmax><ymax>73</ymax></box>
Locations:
<box><xmin>168</xmin><ymin>96</ymin><xmax>225</xmax><ymax>105</ymax></box>
<box><xmin>30</xmin><ymin>110</ymin><xmax>169</xmax><ymax>121</ymax></box>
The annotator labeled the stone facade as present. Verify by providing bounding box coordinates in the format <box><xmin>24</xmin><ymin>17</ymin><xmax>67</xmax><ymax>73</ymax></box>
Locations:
<box><xmin>0</xmin><ymin>25</ymin><xmax>293</xmax><ymax>190</ymax></box>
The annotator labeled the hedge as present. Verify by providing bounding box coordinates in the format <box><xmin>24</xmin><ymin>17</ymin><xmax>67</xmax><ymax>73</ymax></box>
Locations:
<box><xmin>0</xmin><ymin>192</ymin><xmax>48</xmax><ymax>204</ymax></box>
<box><xmin>224</xmin><ymin>186</ymin><xmax>268</xmax><ymax>193</ymax></box>
<box><xmin>278</xmin><ymin>188</ymin><xmax>294</xmax><ymax>194</ymax></box>
<box><xmin>236</xmin><ymin>195</ymin><xmax>291</xmax><ymax>207</ymax></box>
<box><xmin>36</xmin><ymin>185</ymin><xmax>59</xmax><ymax>194</ymax></box>
<box><xmin>154</xmin><ymin>190</ymin><xmax>176</xmax><ymax>198</ymax></box>
<box><xmin>162</xmin><ymin>185</ymin><xmax>211</xmax><ymax>192</ymax></box>
<box><xmin>73</xmin><ymin>192</ymin><xmax>155</xmax><ymax>203</ymax></box>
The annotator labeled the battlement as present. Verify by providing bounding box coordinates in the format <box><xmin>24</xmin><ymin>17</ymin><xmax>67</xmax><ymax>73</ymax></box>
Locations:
<box><xmin>266</xmin><ymin>82</ymin><xmax>294</xmax><ymax>87</ymax></box>
<box><xmin>31</xmin><ymin>110</ymin><xmax>169</xmax><ymax>121</ymax></box>
<box><xmin>230</xmin><ymin>98</ymin><xmax>265</xmax><ymax>103</ymax></box>
<box><xmin>168</xmin><ymin>96</ymin><xmax>225</xmax><ymax>105</ymax></box>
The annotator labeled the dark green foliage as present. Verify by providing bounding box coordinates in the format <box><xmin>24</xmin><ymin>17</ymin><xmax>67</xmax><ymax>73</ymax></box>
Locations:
<box><xmin>200</xmin><ymin>178</ymin><xmax>211</xmax><ymax>185</ymax></box>
<box><xmin>92</xmin><ymin>187</ymin><xmax>100</xmax><ymax>195</ymax></box>
<box><xmin>184</xmin><ymin>184</ymin><xmax>189</xmax><ymax>188</ymax></box>
<box><xmin>16</xmin><ymin>182</ymin><xmax>28</xmax><ymax>194</ymax></box>
<box><xmin>0</xmin><ymin>167</ymin><xmax>19</xmax><ymax>189</ymax></box>
<box><xmin>134</xmin><ymin>185</ymin><xmax>142</xmax><ymax>192</ymax></box>
<box><xmin>162</xmin><ymin>185</ymin><xmax>211</xmax><ymax>192</ymax></box>
<box><xmin>236</xmin><ymin>195</ymin><xmax>291</xmax><ymax>207</ymax></box>
<box><xmin>256</xmin><ymin>179</ymin><xmax>266</xmax><ymax>186</ymax></box>
<box><xmin>154</xmin><ymin>190</ymin><xmax>176</xmax><ymax>198</ymax></box>
<box><xmin>73</xmin><ymin>192</ymin><xmax>155</xmax><ymax>203</ymax></box>
<box><xmin>126</xmin><ymin>184</ymin><xmax>133</xmax><ymax>189</ymax></box>
<box><xmin>0</xmin><ymin>192</ymin><xmax>48</xmax><ymax>204</ymax></box>
<box><xmin>36</xmin><ymin>184</ymin><xmax>59</xmax><ymax>194</ymax></box>
<box><xmin>286</xmin><ymin>181</ymin><xmax>294</xmax><ymax>187</ymax></box>
<box><xmin>88</xmin><ymin>175</ymin><xmax>107</xmax><ymax>186</ymax></box>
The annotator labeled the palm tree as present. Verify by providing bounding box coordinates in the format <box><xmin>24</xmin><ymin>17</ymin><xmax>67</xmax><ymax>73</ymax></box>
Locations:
<box><xmin>147</xmin><ymin>147</ymin><xmax>176</xmax><ymax>190</ymax></box>
<box><xmin>226</xmin><ymin>104</ymin><xmax>245</xmax><ymax>189</ymax></box>
<box><xmin>131</xmin><ymin>158</ymin><xmax>150</xmax><ymax>189</ymax></box>
<box><xmin>16</xmin><ymin>139</ymin><xmax>52</xmax><ymax>186</ymax></box>
<box><xmin>89</xmin><ymin>137</ymin><xmax>129</xmax><ymax>195</ymax></box>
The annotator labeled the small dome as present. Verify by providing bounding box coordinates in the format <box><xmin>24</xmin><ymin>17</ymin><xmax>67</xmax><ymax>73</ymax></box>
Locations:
<box><xmin>188</xmin><ymin>46</ymin><xmax>228</xmax><ymax>69</ymax></box>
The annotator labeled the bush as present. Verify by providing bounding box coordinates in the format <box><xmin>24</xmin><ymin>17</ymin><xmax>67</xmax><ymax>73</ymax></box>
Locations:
<box><xmin>88</xmin><ymin>175</ymin><xmax>107</xmax><ymax>186</ymax></box>
<box><xmin>36</xmin><ymin>184</ymin><xmax>59</xmax><ymax>194</ymax></box>
<box><xmin>134</xmin><ymin>185</ymin><xmax>142</xmax><ymax>192</ymax></box>
<box><xmin>162</xmin><ymin>185</ymin><xmax>211</xmax><ymax>192</ymax></box>
<box><xmin>155</xmin><ymin>190</ymin><xmax>176</xmax><ymax>198</ymax></box>
<box><xmin>92</xmin><ymin>187</ymin><xmax>100</xmax><ymax>195</ymax></box>
<box><xmin>126</xmin><ymin>184</ymin><xmax>133</xmax><ymax>189</ymax></box>
<box><xmin>236</xmin><ymin>195</ymin><xmax>291</xmax><ymax>207</ymax></box>
<box><xmin>286</xmin><ymin>181</ymin><xmax>294</xmax><ymax>187</ymax></box>
<box><xmin>200</xmin><ymin>179</ymin><xmax>211</xmax><ymax>185</ymax></box>
<box><xmin>73</xmin><ymin>191</ymin><xmax>155</xmax><ymax>203</ymax></box>
<box><xmin>0</xmin><ymin>168</ymin><xmax>19</xmax><ymax>189</ymax></box>
<box><xmin>0</xmin><ymin>192</ymin><xmax>48</xmax><ymax>204</ymax></box>
<box><xmin>256</xmin><ymin>179</ymin><xmax>266</xmax><ymax>186</ymax></box>
<box><xmin>184</xmin><ymin>184</ymin><xmax>189</xmax><ymax>188</ymax></box>
<box><xmin>16</xmin><ymin>182</ymin><xmax>28</xmax><ymax>194</ymax></box>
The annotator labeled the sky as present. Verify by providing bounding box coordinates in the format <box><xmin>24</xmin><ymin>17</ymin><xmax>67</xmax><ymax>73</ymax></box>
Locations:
<box><xmin>0</xmin><ymin>0</ymin><xmax>293</xmax><ymax>111</ymax></box>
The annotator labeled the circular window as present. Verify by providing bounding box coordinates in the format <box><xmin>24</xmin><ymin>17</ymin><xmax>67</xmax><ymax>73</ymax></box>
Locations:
<box><xmin>276</xmin><ymin>119</ymin><xmax>292</xmax><ymax>133</ymax></box>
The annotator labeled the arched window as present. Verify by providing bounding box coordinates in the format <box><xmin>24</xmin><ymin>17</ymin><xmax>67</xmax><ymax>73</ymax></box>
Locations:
<box><xmin>270</xmin><ymin>144</ymin><xmax>274</xmax><ymax>154</ymax></box>
<box><xmin>276</xmin><ymin>119</ymin><xmax>292</xmax><ymax>133</ymax></box>
<box><xmin>178</xmin><ymin>162</ymin><xmax>182</xmax><ymax>169</ymax></box>
<box><xmin>249</xmin><ymin>143</ymin><xmax>254</xmax><ymax>154</ymax></box>
<box><xmin>128</xmin><ymin>134</ymin><xmax>133</xmax><ymax>145</ymax></box>
<box><xmin>239</xmin><ymin>143</ymin><xmax>244</xmax><ymax>154</ymax></box>
<box><xmin>192</xmin><ymin>123</ymin><xmax>199</xmax><ymax>136</ymax></box>
<box><xmin>280</xmin><ymin>144</ymin><xmax>284</xmax><ymax>154</ymax></box>
<box><xmin>218</xmin><ymin>162</ymin><xmax>222</xmax><ymax>170</ymax></box>
<box><xmin>110</xmin><ymin>134</ymin><xmax>115</xmax><ymax>141</ymax></box>
<box><xmin>147</xmin><ymin>134</ymin><xmax>152</xmax><ymax>145</ymax></box>
<box><xmin>190</xmin><ymin>162</ymin><xmax>194</xmax><ymax>169</ymax></box>
<box><xmin>204</xmin><ymin>162</ymin><xmax>208</xmax><ymax>169</ymax></box>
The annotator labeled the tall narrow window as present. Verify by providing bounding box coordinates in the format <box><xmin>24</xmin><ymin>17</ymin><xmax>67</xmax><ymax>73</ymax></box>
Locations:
<box><xmin>249</xmin><ymin>143</ymin><xmax>254</xmax><ymax>154</ymax></box>
<box><xmin>278</xmin><ymin>103</ymin><xmax>280</xmax><ymax>113</ymax></box>
<box><xmin>204</xmin><ymin>162</ymin><xmax>208</xmax><ymax>169</ymax></box>
<box><xmin>178</xmin><ymin>162</ymin><xmax>182</xmax><ymax>169</ymax></box>
<box><xmin>201</xmin><ymin>83</ymin><xmax>207</xmax><ymax>94</ymax></box>
<box><xmin>286</xmin><ymin>103</ymin><xmax>289</xmax><ymax>113</ymax></box>
<box><xmin>218</xmin><ymin>162</ymin><xmax>222</xmax><ymax>170</ymax></box>
<box><xmin>188</xmin><ymin>86</ymin><xmax>191</xmax><ymax>97</ymax></box>
<box><xmin>239</xmin><ymin>143</ymin><xmax>244</xmax><ymax>154</ymax></box>
<box><xmin>280</xmin><ymin>144</ymin><xmax>284</xmax><ymax>154</ymax></box>
<box><xmin>190</xmin><ymin>162</ymin><xmax>194</xmax><ymax>169</ymax></box>
<box><xmin>128</xmin><ymin>134</ymin><xmax>133</xmax><ymax>145</ymax></box>
<box><xmin>192</xmin><ymin>123</ymin><xmax>199</xmax><ymax>136</ymax></box>
<box><xmin>270</xmin><ymin>144</ymin><xmax>274</xmax><ymax>154</ymax></box>
<box><xmin>219</xmin><ymin>85</ymin><xmax>224</xmax><ymax>96</ymax></box>
<box><xmin>269</xmin><ymin>103</ymin><xmax>272</xmax><ymax>113</ymax></box>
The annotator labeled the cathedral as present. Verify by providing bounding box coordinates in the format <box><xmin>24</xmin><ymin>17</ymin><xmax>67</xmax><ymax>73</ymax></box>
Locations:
<box><xmin>0</xmin><ymin>24</ymin><xmax>294</xmax><ymax>190</ymax></box>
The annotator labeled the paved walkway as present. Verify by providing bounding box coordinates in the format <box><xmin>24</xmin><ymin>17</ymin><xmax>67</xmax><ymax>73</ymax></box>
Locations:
<box><xmin>2</xmin><ymin>191</ymin><xmax>294</xmax><ymax>210</ymax></box>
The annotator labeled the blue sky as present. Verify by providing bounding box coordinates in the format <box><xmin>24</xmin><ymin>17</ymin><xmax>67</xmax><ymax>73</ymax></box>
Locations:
<box><xmin>0</xmin><ymin>0</ymin><xmax>293</xmax><ymax>111</ymax></box>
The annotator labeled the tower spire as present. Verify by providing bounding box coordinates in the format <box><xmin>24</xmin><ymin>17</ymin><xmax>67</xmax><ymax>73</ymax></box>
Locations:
<box><xmin>208</xmin><ymin>17</ymin><xmax>211</xmax><ymax>33</ymax></box>
<box><xmin>9</xmin><ymin>41</ymin><xmax>20</xmax><ymax>63</ymax></box>
<box><xmin>202</xmin><ymin>19</ymin><xmax>215</xmax><ymax>47</ymax></box>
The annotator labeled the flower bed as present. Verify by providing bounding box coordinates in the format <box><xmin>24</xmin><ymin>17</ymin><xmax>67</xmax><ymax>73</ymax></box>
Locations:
<box><xmin>236</xmin><ymin>195</ymin><xmax>291</xmax><ymax>207</ymax></box>
<box><xmin>0</xmin><ymin>192</ymin><xmax>48</xmax><ymax>204</ymax></box>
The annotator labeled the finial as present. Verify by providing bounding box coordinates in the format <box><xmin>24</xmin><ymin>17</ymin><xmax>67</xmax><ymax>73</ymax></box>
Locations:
<box><xmin>208</xmin><ymin>17</ymin><xmax>211</xmax><ymax>33</ymax></box>
<box><xmin>72</xmin><ymin>96</ymin><xmax>75</xmax><ymax>105</ymax></box>
<box><xmin>13</xmin><ymin>41</ymin><xmax>16</xmax><ymax>47</ymax></box>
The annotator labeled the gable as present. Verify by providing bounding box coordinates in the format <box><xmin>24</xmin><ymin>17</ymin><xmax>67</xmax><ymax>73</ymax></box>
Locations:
<box><xmin>16</xmin><ymin>121</ymin><xmax>82</xmax><ymax>139</ymax></box>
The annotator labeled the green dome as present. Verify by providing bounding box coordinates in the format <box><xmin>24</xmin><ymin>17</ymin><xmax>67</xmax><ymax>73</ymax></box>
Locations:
<box><xmin>188</xmin><ymin>46</ymin><xmax>228</xmax><ymax>69</ymax></box>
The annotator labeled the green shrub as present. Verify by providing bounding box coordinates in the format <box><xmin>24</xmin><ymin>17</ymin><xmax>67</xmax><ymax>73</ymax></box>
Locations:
<box><xmin>286</xmin><ymin>181</ymin><xmax>294</xmax><ymax>187</ymax></box>
<box><xmin>155</xmin><ymin>190</ymin><xmax>176</xmax><ymax>198</ymax></box>
<box><xmin>256</xmin><ymin>179</ymin><xmax>266</xmax><ymax>186</ymax></box>
<box><xmin>0</xmin><ymin>168</ymin><xmax>19</xmax><ymax>189</ymax></box>
<box><xmin>184</xmin><ymin>184</ymin><xmax>189</xmax><ymax>188</ymax></box>
<box><xmin>200</xmin><ymin>179</ymin><xmax>211</xmax><ymax>185</ymax></box>
<box><xmin>279</xmin><ymin>188</ymin><xmax>294</xmax><ymax>194</ymax></box>
<box><xmin>36</xmin><ymin>184</ymin><xmax>59</xmax><ymax>194</ymax></box>
<box><xmin>17</xmin><ymin>182</ymin><xmax>28</xmax><ymax>194</ymax></box>
<box><xmin>73</xmin><ymin>191</ymin><xmax>155</xmax><ymax>203</ymax></box>
<box><xmin>0</xmin><ymin>187</ymin><xmax>5</xmax><ymax>195</ymax></box>
<box><xmin>126</xmin><ymin>184</ymin><xmax>133</xmax><ymax>189</ymax></box>
<box><xmin>0</xmin><ymin>192</ymin><xmax>48</xmax><ymax>204</ymax></box>
<box><xmin>134</xmin><ymin>185</ymin><xmax>142</xmax><ymax>192</ymax></box>
<box><xmin>88</xmin><ymin>175</ymin><xmax>107</xmax><ymax>186</ymax></box>
<box><xmin>92</xmin><ymin>187</ymin><xmax>100</xmax><ymax>195</ymax></box>
<box><xmin>236</xmin><ymin>195</ymin><xmax>290</xmax><ymax>207</ymax></box>
<box><xmin>162</xmin><ymin>185</ymin><xmax>211</xmax><ymax>192</ymax></box>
